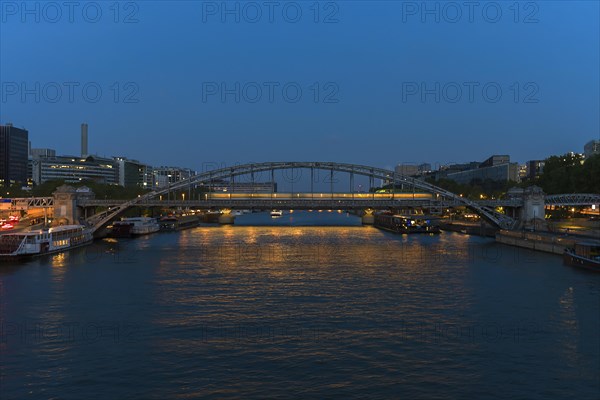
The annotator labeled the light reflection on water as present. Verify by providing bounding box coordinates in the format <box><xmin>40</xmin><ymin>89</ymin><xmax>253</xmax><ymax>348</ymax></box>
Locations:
<box><xmin>0</xmin><ymin>220</ymin><xmax>599</xmax><ymax>399</ymax></box>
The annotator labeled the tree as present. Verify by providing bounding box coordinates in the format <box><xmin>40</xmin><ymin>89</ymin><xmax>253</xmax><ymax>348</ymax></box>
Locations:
<box><xmin>537</xmin><ymin>153</ymin><xmax>598</xmax><ymax>194</ymax></box>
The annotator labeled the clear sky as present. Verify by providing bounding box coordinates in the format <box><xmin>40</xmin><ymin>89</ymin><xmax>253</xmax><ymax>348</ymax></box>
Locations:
<box><xmin>1</xmin><ymin>1</ymin><xmax>598</xmax><ymax>171</ymax></box>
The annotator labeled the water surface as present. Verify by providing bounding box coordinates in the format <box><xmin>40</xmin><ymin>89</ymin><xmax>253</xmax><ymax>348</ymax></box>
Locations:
<box><xmin>1</xmin><ymin>213</ymin><xmax>598</xmax><ymax>399</ymax></box>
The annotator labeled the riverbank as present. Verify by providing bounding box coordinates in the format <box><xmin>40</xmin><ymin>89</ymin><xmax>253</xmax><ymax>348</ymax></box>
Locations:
<box><xmin>438</xmin><ymin>221</ymin><xmax>498</xmax><ymax>237</ymax></box>
<box><xmin>495</xmin><ymin>230</ymin><xmax>599</xmax><ymax>255</ymax></box>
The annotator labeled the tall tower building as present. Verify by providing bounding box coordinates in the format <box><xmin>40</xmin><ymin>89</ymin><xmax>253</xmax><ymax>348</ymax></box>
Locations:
<box><xmin>81</xmin><ymin>123</ymin><xmax>88</xmax><ymax>158</ymax></box>
<box><xmin>0</xmin><ymin>124</ymin><xmax>29</xmax><ymax>186</ymax></box>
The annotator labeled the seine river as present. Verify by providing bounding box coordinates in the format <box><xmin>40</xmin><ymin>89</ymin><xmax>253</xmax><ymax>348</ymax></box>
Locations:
<box><xmin>1</xmin><ymin>212</ymin><xmax>599</xmax><ymax>399</ymax></box>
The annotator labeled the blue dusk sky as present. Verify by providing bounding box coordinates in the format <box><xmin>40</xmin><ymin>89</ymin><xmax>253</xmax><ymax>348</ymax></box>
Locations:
<box><xmin>1</xmin><ymin>1</ymin><xmax>598</xmax><ymax>171</ymax></box>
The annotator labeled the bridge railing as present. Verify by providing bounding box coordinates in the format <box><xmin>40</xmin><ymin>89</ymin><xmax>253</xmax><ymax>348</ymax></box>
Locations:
<box><xmin>8</xmin><ymin>197</ymin><xmax>54</xmax><ymax>209</ymax></box>
<box><xmin>545</xmin><ymin>193</ymin><xmax>600</xmax><ymax>206</ymax></box>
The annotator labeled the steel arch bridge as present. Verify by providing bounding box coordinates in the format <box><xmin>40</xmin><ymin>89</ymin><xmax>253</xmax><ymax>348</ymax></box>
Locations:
<box><xmin>89</xmin><ymin>162</ymin><xmax>517</xmax><ymax>232</ymax></box>
<box><xmin>545</xmin><ymin>193</ymin><xmax>600</xmax><ymax>207</ymax></box>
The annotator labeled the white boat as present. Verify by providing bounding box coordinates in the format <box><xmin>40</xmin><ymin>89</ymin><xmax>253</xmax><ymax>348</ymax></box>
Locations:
<box><xmin>270</xmin><ymin>210</ymin><xmax>283</xmax><ymax>217</ymax></box>
<box><xmin>0</xmin><ymin>225</ymin><xmax>93</xmax><ymax>260</ymax></box>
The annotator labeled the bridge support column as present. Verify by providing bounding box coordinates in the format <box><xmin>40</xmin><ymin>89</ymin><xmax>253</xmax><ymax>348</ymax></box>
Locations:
<box><xmin>361</xmin><ymin>209</ymin><xmax>374</xmax><ymax>225</ymax></box>
<box><xmin>52</xmin><ymin>185</ymin><xmax>78</xmax><ymax>225</ymax></box>
<box><xmin>218</xmin><ymin>210</ymin><xmax>235</xmax><ymax>225</ymax></box>
<box><xmin>519</xmin><ymin>186</ymin><xmax>548</xmax><ymax>231</ymax></box>
<box><xmin>53</xmin><ymin>185</ymin><xmax>97</xmax><ymax>226</ymax></box>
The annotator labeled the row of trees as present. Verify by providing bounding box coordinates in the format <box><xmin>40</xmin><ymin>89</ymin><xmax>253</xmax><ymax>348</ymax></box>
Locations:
<box><xmin>534</xmin><ymin>153</ymin><xmax>599</xmax><ymax>194</ymax></box>
<box><xmin>3</xmin><ymin>180</ymin><xmax>151</xmax><ymax>199</ymax></box>
<box><xmin>424</xmin><ymin>153</ymin><xmax>599</xmax><ymax>198</ymax></box>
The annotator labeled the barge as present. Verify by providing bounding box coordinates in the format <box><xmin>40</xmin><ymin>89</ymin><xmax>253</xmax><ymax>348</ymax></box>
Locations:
<box><xmin>374</xmin><ymin>213</ymin><xmax>440</xmax><ymax>234</ymax></box>
<box><xmin>564</xmin><ymin>242</ymin><xmax>600</xmax><ymax>272</ymax></box>
<box><xmin>159</xmin><ymin>215</ymin><xmax>200</xmax><ymax>231</ymax></box>
<box><xmin>110</xmin><ymin>217</ymin><xmax>160</xmax><ymax>238</ymax></box>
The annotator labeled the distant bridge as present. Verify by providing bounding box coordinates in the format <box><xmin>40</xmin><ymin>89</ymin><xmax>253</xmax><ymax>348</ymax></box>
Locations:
<box><xmin>545</xmin><ymin>194</ymin><xmax>600</xmax><ymax>207</ymax></box>
<box><xmin>10</xmin><ymin>166</ymin><xmax>598</xmax><ymax>234</ymax></box>
<box><xmin>4</xmin><ymin>197</ymin><xmax>54</xmax><ymax>210</ymax></box>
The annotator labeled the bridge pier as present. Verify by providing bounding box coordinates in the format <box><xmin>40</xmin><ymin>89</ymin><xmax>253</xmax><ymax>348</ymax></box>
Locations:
<box><xmin>53</xmin><ymin>185</ymin><xmax>96</xmax><ymax>226</ymax></box>
<box><xmin>52</xmin><ymin>185</ymin><xmax>78</xmax><ymax>225</ymax></box>
<box><xmin>361</xmin><ymin>209</ymin><xmax>374</xmax><ymax>225</ymax></box>
<box><xmin>519</xmin><ymin>186</ymin><xmax>548</xmax><ymax>231</ymax></box>
<box><xmin>218</xmin><ymin>210</ymin><xmax>235</xmax><ymax>225</ymax></box>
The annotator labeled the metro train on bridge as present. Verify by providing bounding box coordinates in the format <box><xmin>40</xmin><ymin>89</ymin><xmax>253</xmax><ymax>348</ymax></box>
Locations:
<box><xmin>202</xmin><ymin>192</ymin><xmax>434</xmax><ymax>200</ymax></box>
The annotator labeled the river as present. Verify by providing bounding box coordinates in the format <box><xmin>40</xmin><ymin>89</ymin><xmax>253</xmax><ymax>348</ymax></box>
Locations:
<box><xmin>1</xmin><ymin>212</ymin><xmax>598</xmax><ymax>399</ymax></box>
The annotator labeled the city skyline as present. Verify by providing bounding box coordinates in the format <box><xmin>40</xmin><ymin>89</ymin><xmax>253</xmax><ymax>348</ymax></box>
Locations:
<box><xmin>16</xmin><ymin>121</ymin><xmax>598</xmax><ymax>172</ymax></box>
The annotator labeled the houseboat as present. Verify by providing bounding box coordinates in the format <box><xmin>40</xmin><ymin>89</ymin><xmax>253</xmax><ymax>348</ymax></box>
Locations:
<box><xmin>110</xmin><ymin>217</ymin><xmax>160</xmax><ymax>237</ymax></box>
<box><xmin>0</xmin><ymin>225</ymin><xmax>93</xmax><ymax>260</ymax></box>
<box><xmin>564</xmin><ymin>242</ymin><xmax>600</xmax><ymax>271</ymax></box>
<box><xmin>374</xmin><ymin>213</ymin><xmax>440</xmax><ymax>234</ymax></box>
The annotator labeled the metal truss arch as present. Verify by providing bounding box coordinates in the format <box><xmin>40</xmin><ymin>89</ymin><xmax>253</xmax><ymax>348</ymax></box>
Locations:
<box><xmin>91</xmin><ymin>162</ymin><xmax>518</xmax><ymax>231</ymax></box>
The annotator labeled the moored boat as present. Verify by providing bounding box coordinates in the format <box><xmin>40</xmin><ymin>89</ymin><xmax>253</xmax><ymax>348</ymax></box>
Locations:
<box><xmin>0</xmin><ymin>225</ymin><xmax>93</xmax><ymax>260</ymax></box>
<box><xmin>159</xmin><ymin>215</ymin><xmax>200</xmax><ymax>231</ymax></box>
<box><xmin>110</xmin><ymin>217</ymin><xmax>159</xmax><ymax>237</ymax></box>
<box><xmin>110</xmin><ymin>220</ymin><xmax>134</xmax><ymax>237</ymax></box>
<box><xmin>270</xmin><ymin>210</ymin><xmax>283</xmax><ymax>217</ymax></box>
<box><xmin>563</xmin><ymin>242</ymin><xmax>600</xmax><ymax>271</ymax></box>
<box><xmin>374</xmin><ymin>213</ymin><xmax>440</xmax><ymax>234</ymax></box>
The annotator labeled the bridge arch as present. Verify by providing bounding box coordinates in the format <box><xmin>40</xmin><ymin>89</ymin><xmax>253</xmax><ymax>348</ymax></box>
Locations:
<box><xmin>91</xmin><ymin>162</ymin><xmax>516</xmax><ymax>232</ymax></box>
